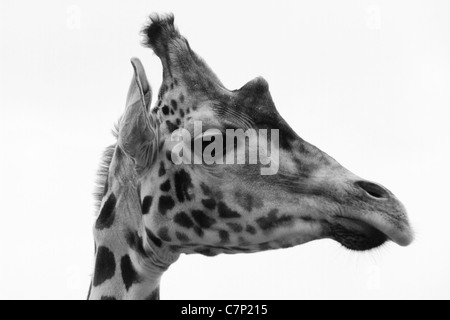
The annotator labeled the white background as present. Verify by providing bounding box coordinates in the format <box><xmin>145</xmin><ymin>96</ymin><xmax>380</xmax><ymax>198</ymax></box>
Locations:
<box><xmin>1</xmin><ymin>0</ymin><xmax>449</xmax><ymax>300</ymax></box>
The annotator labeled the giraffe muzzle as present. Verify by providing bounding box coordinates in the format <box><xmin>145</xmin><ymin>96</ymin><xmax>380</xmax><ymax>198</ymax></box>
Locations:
<box><xmin>329</xmin><ymin>179</ymin><xmax>414</xmax><ymax>251</ymax></box>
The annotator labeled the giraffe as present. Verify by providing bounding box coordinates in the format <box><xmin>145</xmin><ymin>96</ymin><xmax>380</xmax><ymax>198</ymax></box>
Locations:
<box><xmin>88</xmin><ymin>14</ymin><xmax>413</xmax><ymax>300</ymax></box>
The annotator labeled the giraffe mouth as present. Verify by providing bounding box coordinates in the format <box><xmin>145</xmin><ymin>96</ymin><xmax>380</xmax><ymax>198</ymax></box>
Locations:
<box><xmin>330</xmin><ymin>217</ymin><xmax>392</xmax><ymax>251</ymax></box>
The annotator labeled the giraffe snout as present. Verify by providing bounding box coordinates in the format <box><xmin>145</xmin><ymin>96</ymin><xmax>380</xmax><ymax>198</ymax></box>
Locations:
<box><xmin>333</xmin><ymin>177</ymin><xmax>415</xmax><ymax>250</ymax></box>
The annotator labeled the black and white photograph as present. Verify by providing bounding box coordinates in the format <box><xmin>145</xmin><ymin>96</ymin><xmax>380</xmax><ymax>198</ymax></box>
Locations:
<box><xmin>0</xmin><ymin>0</ymin><xmax>449</xmax><ymax>303</ymax></box>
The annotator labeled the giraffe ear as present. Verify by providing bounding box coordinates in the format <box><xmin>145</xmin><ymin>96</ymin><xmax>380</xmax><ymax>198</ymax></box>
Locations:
<box><xmin>126</xmin><ymin>57</ymin><xmax>152</xmax><ymax>110</ymax></box>
<box><xmin>118</xmin><ymin>58</ymin><xmax>158</xmax><ymax>173</ymax></box>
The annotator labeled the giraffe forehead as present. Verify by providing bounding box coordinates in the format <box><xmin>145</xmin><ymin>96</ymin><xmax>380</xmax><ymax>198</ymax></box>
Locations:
<box><xmin>153</xmin><ymin>68</ymin><xmax>302</xmax><ymax>159</ymax></box>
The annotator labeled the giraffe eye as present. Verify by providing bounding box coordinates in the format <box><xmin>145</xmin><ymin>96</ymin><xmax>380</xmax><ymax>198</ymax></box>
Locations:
<box><xmin>192</xmin><ymin>130</ymin><xmax>229</xmax><ymax>160</ymax></box>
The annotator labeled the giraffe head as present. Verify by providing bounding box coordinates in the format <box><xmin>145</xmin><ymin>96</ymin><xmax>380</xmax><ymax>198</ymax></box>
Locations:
<box><xmin>116</xmin><ymin>14</ymin><xmax>413</xmax><ymax>262</ymax></box>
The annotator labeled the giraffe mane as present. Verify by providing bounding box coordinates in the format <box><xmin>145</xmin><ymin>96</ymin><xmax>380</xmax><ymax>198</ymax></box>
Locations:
<box><xmin>93</xmin><ymin>123</ymin><xmax>120</xmax><ymax>211</ymax></box>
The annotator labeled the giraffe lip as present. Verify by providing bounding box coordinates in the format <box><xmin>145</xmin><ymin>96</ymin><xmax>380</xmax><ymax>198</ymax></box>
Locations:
<box><xmin>330</xmin><ymin>217</ymin><xmax>388</xmax><ymax>251</ymax></box>
<box><xmin>331</xmin><ymin>214</ymin><xmax>413</xmax><ymax>251</ymax></box>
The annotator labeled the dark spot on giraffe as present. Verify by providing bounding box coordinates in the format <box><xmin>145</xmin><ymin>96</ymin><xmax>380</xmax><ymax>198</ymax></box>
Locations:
<box><xmin>166</xmin><ymin>151</ymin><xmax>173</xmax><ymax>162</ymax></box>
<box><xmin>157</xmin><ymin>227</ymin><xmax>172</xmax><ymax>242</ymax></box>
<box><xmin>158</xmin><ymin>162</ymin><xmax>166</xmax><ymax>177</ymax></box>
<box><xmin>260</xmin><ymin>122</ymin><xmax>295</xmax><ymax>151</ymax></box>
<box><xmin>100</xmin><ymin>296</ymin><xmax>117</xmax><ymax>300</ymax></box>
<box><xmin>121</xmin><ymin>255</ymin><xmax>141</xmax><ymax>291</ymax></box>
<box><xmin>174</xmin><ymin>212</ymin><xmax>194</xmax><ymax>229</ymax></box>
<box><xmin>235</xmin><ymin>192</ymin><xmax>264</xmax><ymax>212</ymax></box>
<box><xmin>158</xmin><ymin>100</ymin><xmax>162</xmax><ymax>107</ymax></box>
<box><xmin>158</xmin><ymin>196</ymin><xmax>175</xmax><ymax>215</ymax></box>
<box><xmin>170</xmin><ymin>83</ymin><xmax>174</xmax><ymax>90</ymax></box>
<box><xmin>256</xmin><ymin>209</ymin><xmax>294</xmax><ymax>232</ymax></box>
<box><xmin>246</xmin><ymin>225</ymin><xmax>257</xmax><ymax>235</ymax></box>
<box><xmin>176</xmin><ymin>232</ymin><xmax>190</xmax><ymax>243</ymax></box>
<box><xmin>146</xmin><ymin>288</ymin><xmax>160</xmax><ymax>300</ymax></box>
<box><xmin>179</xmin><ymin>94</ymin><xmax>185</xmax><ymax>104</ymax></box>
<box><xmin>192</xmin><ymin>210</ymin><xmax>216</xmax><ymax>229</ymax></box>
<box><xmin>179</xmin><ymin>109</ymin><xmax>185</xmax><ymax>118</ymax></box>
<box><xmin>166</xmin><ymin>120</ymin><xmax>177</xmax><ymax>133</ymax></box>
<box><xmin>194</xmin><ymin>226</ymin><xmax>204</xmax><ymax>238</ymax></box>
<box><xmin>175</xmin><ymin>170</ymin><xmax>194</xmax><ymax>202</ymax></box>
<box><xmin>174</xmin><ymin>78</ymin><xmax>179</xmax><ymax>86</ymax></box>
<box><xmin>160</xmin><ymin>180</ymin><xmax>171</xmax><ymax>192</ymax></box>
<box><xmin>218</xmin><ymin>202</ymin><xmax>241</xmax><ymax>219</ymax></box>
<box><xmin>251</xmin><ymin>109</ymin><xmax>298</xmax><ymax>149</ymax></box>
<box><xmin>200</xmin><ymin>183</ymin><xmax>212</xmax><ymax>196</ymax></box>
<box><xmin>93</xmin><ymin>246</ymin><xmax>116</xmax><ymax>287</ymax></box>
<box><xmin>227</xmin><ymin>223</ymin><xmax>243</xmax><ymax>233</ymax></box>
<box><xmin>171</xmin><ymin>100</ymin><xmax>178</xmax><ymax>110</ymax></box>
<box><xmin>219</xmin><ymin>230</ymin><xmax>230</xmax><ymax>244</ymax></box>
<box><xmin>125</xmin><ymin>230</ymin><xmax>147</xmax><ymax>257</ymax></box>
<box><xmin>141</xmin><ymin>196</ymin><xmax>153</xmax><ymax>215</ymax></box>
<box><xmin>95</xmin><ymin>194</ymin><xmax>117</xmax><ymax>230</ymax></box>
<box><xmin>192</xmin><ymin>103</ymin><xmax>198</xmax><ymax>111</ymax></box>
<box><xmin>279</xmin><ymin>129</ymin><xmax>296</xmax><ymax>150</ymax></box>
<box><xmin>162</xmin><ymin>105</ymin><xmax>170</xmax><ymax>115</ymax></box>
<box><xmin>176</xmin><ymin>118</ymin><xmax>181</xmax><ymax>126</ymax></box>
<box><xmin>171</xmin><ymin>110</ymin><xmax>175</xmax><ymax>115</ymax></box>
<box><xmin>186</xmin><ymin>107</ymin><xmax>191</xmax><ymax>114</ymax></box>
<box><xmin>301</xmin><ymin>216</ymin><xmax>314</xmax><ymax>222</ymax></box>
<box><xmin>195</xmin><ymin>248</ymin><xmax>218</xmax><ymax>257</ymax></box>
<box><xmin>146</xmin><ymin>228</ymin><xmax>163</xmax><ymax>248</ymax></box>
<box><xmin>202</xmin><ymin>198</ymin><xmax>217</xmax><ymax>210</ymax></box>
<box><xmin>200</xmin><ymin>183</ymin><xmax>224</xmax><ymax>201</ymax></box>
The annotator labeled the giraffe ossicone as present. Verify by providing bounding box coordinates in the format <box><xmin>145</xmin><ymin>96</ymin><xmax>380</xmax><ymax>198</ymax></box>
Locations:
<box><xmin>89</xmin><ymin>14</ymin><xmax>413</xmax><ymax>300</ymax></box>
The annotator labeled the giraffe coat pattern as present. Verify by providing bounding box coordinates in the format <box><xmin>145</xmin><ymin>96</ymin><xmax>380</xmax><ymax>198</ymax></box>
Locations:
<box><xmin>88</xmin><ymin>13</ymin><xmax>413</xmax><ymax>300</ymax></box>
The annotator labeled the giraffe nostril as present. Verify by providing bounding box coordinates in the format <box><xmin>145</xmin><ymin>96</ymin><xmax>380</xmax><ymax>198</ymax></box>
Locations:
<box><xmin>355</xmin><ymin>181</ymin><xmax>390</xmax><ymax>200</ymax></box>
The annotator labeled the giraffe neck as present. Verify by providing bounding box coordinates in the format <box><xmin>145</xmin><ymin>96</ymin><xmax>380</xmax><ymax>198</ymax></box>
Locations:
<box><xmin>89</xmin><ymin>152</ymin><xmax>177</xmax><ymax>300</ymax></box>
<box><xmin>89</xmin><ymin>197</ymin><xmax>170</xmax><ymax>300</ymax></box>
<box><xmin>89</xmin><ymin>245</ymin><xmax>163</xmax><ymax>300</ymax></box>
